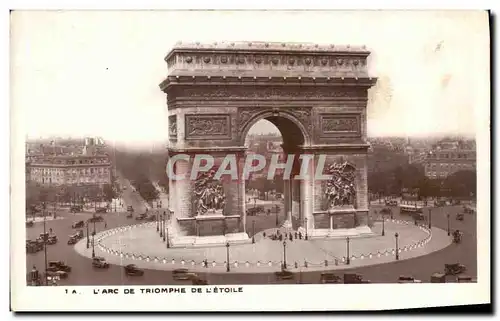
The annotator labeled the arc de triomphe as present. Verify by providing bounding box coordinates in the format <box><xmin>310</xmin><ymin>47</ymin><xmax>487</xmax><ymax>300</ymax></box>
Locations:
<box><xmin>160</xmin><ymin>42</ymin><xmax>377</xmax><ymax>247</ymax></box>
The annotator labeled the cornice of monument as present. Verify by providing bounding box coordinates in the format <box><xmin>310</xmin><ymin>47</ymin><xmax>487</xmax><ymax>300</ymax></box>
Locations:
<box><xmin>165</xmin><ymin>41</ymin><xmax>371</xmax><ymax>61</ymax></box>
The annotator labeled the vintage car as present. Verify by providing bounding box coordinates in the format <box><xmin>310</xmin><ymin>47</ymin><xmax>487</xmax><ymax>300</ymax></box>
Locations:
<box><xmin>74</xmin><ymin>230</ymin><xmax>84</xmax><ymax>239</ymax></box>
<box><xmin>430</xmin><ymin>272</ymin><xmax>446</xmax><ymax>283</ymax></box>
<box><xmin>95</xmin><ymin>207</ymin><xmax>107</xmax><ymax>214</ymax></box>
<box><xmin>191</xmin><ymin>275</ymin><xmax>209</xmax><ymax>285</ymax></box>
<box><xmin>48</xmin><ymin>261</ymin><xmax>72</xmax><ymax>273</ymax></box>
<box><xmin>385</xmin><ymin>200</ymin><xmax>398</xmax><ymax>207</ymax></box>
<box><xmin>456</xmin><ymin>213</ymin><xmax>464</xmax><ymax>221</ymax></box>
<box><xmin>275</xmin><ymin>269</ymin><xmax>294</xmax><ymax>281</ymax></box>
<box><xmin>146</xmin><ymin>214</ymin><xmax>156</xmax><ymax>222</ymax></box>
<box><xmin>26</xmin><ymin>240</ymin><xmax>43</xmax><ymax>253</ymax></box>
<box><xmin>88</xmin><ymin>215</ymin><xmax>104</xmax><ymax>223</ymax></box>
<box><xmin>46</xmin><ymin>270</ymin><xmax>68</xmax><ymax>279</ymax></box>
<box><xmin>434</xmin><ymin>200</ymin><xmax>447</xmax><ymax>207</ymax></box>
<box><xmin>67</xmin><ymin>236</ymin><xmax>78</xmax><ymax>245</ymax></box>
<box><xmin>135</xmin><ymin>213</ymin><xmax>148</xmax><ymax>221</ymax></box>
<box><xmin>457</xmin><ymin>275</ymin><xmax>475</xmax><ymax>283</ymax></box>
<box><xmin>413</xmin><ymin>212</ymin><xmax>425</xmax><ymax>221</ymax></box>
<box><xmin>397</xmin><ymin>275</ymin><xmax>422</xmax><ymax>283</ymax></box>
<box><xmin>344</xmin><ymin>273</ymin><xmax>370</xmax><ymax>284</ymax></box>
<box><xmin>26</xmin><ymin>221</ymin><xmax>34</xmax><ymax>228</ymax></box>
<box><xmin>172</xmin><ymin>268</ymin><xmax>190</xmax><ymax>280</ymax></box>
<box><xmin>92</xmin><ymin>256</ymin><xmax>110</xmax><ymax>269</ymax></box>
<box><xmin>127</xmin><ymin>205</ymin><xmax>134</xmax><ymax>213</ymax></box>
<box><xmin>445</xmin><ymin>263</ymin><xmax>467</xmax><ymax>275</ymax></box>
<box><xmin>126</xmin><ymin>212</ymin><xmax>133</xmax><ymax>218</ymax></box>
<box><xmin>463</xmin><ymin>205</ymin><xmax>476</xmax><ymax>215</ymax></box>
<box><xmin>46</xmin><ymin>235</ymin><xmax>58</xmax><ymax>245</ymax></box>
<box><xmin>320</xmin><ymin>273</ymin><xmax>342</xmax><ymax>284</ymax></box>
<box><xmin>70</xmin><ymin>205</ymin><xmax>83</xmax><ymax>213</ymax></box>
<box><xmin>39</xmin><ymin>232</ymin><xmax>49</xmax><ymax>240</ymax></box>
<box><xmin>124</xmin><ymin>264</ymin><xmax>144</xmax><ymax>276</ymax></box>
<box><xmin>72</xmin><ymin>220</ymin><xmax>85</xmax><ymax>229</ymax></box>
<box><xmin>452</xmin><ymin>230</ymin><xmax>463</xmax><ymax>244</ymax></box>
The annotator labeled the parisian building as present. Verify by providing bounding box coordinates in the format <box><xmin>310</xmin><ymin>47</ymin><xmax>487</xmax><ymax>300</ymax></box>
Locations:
<box><xmin>26</xmin><ymin>138</ymin><xmax>112</xmax><ymax>187</ymax></box>
<box><xmin>423</xmin><ymin>141</ymin><xmax>476</xmax><ymax>179</ymax></box>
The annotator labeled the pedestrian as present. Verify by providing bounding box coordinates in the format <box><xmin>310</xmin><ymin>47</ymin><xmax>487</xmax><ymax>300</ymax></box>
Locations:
<box><xmin>105</xmin><ymin>222</ymin><xmax>107</xmax><ymax>228</ymax></box>
<box><xmin>299</xmin><ymin>232</ymin><xmax>302</xmax><ymax>240</ymax></box>
<box><xmin>295</xmin><ymin>231</ymin><xmax>298</xmax><ymax>239</ymax></box>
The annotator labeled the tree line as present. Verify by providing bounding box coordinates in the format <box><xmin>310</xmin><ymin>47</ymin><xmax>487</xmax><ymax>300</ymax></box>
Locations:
<box><xmin>368</xmin><ymin>164</ymin><xmax>476</xmax><ymax>200</ymax></box>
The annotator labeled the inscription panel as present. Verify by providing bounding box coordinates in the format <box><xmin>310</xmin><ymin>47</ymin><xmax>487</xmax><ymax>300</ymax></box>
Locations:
<box><xmin>185</xmin><ymin>114</ymin><xmax>231</xmax><ymax>140</ymax></box>
<box><xmin>319</xmin><ymin>113</ymin><xmax>361</xmax><ymax>138</ymax></box>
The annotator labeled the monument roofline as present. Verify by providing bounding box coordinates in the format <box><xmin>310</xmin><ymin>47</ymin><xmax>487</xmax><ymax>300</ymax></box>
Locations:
<box><xmin>165</xmin><ymin>41</ymin><xmax>371</xmax><ymax>61</ymax></box>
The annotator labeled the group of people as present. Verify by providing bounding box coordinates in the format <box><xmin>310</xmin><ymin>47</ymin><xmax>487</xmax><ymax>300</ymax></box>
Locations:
<box><xmin>268</xmin><ymin>230</ymin><xmax>305</xmax><ymax>242</ymax></box>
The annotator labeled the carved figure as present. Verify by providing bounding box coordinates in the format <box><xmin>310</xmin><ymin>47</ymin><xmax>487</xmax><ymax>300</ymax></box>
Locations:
<box><xmin>194</xmin><ymin>169</ymin><xmax>226</xmax><ymax>216</ymax></box>
<box><xmin>324</xmin><ymin>162</ymin><xmax>356</xmax><ymax>207</ymax></box>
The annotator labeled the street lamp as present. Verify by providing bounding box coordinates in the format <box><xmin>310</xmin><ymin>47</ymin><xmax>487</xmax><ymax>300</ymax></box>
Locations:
<box><xmin>252</xmin><ymin>219</ymin><xmax>255</xmax><ymax>244</ymax></box>
<box><xmin>382</xmin><ymin>213</ymin><xmax>385</xmax><ymax>236</ymax></box>
<box><xmin>163</xmin><ymin>211</ymin><xmax>167</xmax><ymax>242</ymax></box>
<box><xmin>283</xmin><ymin>240</ymin><xmax>287</xmax><ymax>269</ymax></box>
<box><xmin>447</xmin><ymin>213</ymin><xmax>451</xmax><ymax>236</ymax></box>
<box><xmin>156</xmin><ymin>211</ymin><xmax>159</xmax><ymax>232</ymax></box>
<box><xmin>226</xmin><ymin>242</ymin><xmax>230</xmax><ymax>272</ymax></box>
<box><xmin>86</xmin><ymin>221</ymin><xmax>90</xmax><ymax>249</ymax></box>
<box><xmin>160</xmin><ymin>212</ymin><xmax>163</xmax><ymax>238</ymax></box>
<box><xmin>395</xmin><ymin>232</ymin><xmax>400</xmax><ymax>260</ymax></box>
<box><xmin>428</xmin><ymin>208</ymin><xmax>432</xmax><ymax>229</ymax></box>
<box><xmin>42</xmin><ymin>203</ymin><xmax>48</xmax><ymax>286</ymax></box>
<box><xmin>346</xmin><ymin>236</ymin><xmax>350</xmax><ymax>265</ymax></box>
<box><xmin>305</xmin><ymin>217</ymin><xmax>308</xmax><ymax>240</ymax></box>
<box><xmin>275</xmin><ymin>205</ymin><xmax>279</xmax><ymax>227</ymax></box>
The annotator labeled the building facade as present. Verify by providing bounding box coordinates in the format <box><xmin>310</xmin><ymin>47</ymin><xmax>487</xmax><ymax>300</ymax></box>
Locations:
<box><xmin>27</xmin><ymin>155</ymin><xmax>112</xmax><ymax>186</ymax></box>
<box><xmin>424</xmin><ymin>148</ymin><xmax>476</xmax><ymax>178</ymax></box>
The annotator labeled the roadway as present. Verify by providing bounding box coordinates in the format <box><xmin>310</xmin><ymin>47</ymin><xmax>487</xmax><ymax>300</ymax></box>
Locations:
<box><xmin>26</xmin><ymin>181</ymin><xmax>477</xmax><ymax>285</ymax></box>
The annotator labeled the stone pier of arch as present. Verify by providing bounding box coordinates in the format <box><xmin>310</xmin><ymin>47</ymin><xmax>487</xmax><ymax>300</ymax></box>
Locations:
<box><xmin>159</xmin><ymin>41</ymin><xmax>377</xmax><ymax>247</ymax></box>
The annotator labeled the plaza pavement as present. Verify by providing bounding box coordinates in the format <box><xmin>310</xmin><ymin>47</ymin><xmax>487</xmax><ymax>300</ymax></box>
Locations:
<box><xmin>75</xmin><ymin>219</ymin><xmax>451</xmax><ymax>274</ymax></box>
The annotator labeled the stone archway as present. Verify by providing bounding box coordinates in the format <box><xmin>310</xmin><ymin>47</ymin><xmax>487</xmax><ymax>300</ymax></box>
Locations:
<box><xmin>160</xmin><ymin>41</ymin><xmax>377</xmax><ymax>247</ymax></box>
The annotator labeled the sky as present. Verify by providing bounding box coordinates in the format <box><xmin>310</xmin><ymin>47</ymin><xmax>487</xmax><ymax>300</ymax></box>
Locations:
<box><xmin>11</xmin><ymin>10</ymin><xmax>489</xmax><ymax>146</ymax></box>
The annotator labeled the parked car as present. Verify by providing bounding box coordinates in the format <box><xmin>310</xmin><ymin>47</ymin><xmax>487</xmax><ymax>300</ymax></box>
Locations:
<box><xmin>88</xmin><ymin>215</ymin><xmax>104</xmax><ymax>223</ymax></box>
<box><xmin>47</xmin><ymin>235</ymin><xmax>58</xmax><ymax>245</ymax></box>
<box><xmin>127</xmin><ymin>206</ymin><xmax>134</xmax><ymax>213</ymax></box>
<box><xmin>453</xmin><ymin>230</ymin><xmax>463</xmax><ymax>244</ymax></box>
<box><xmin>46</xmin><ymin>270</ymin><xmax>68</xmax><ymax>279</ymax></box>
<box><xmin>96</xmin><ymin>207</ymin><xmax>107</xmax><ymax>213</ymax></box>
<box><xmin>72</xmin><ymin>220</ymin><xmax>85</xmax><ymax>229</ymax></box>
<box><xmin>126</xmin><ymin>212</ymin><xmax>133</xmax><ymax>218</ymax></box>
<box><xmin>26</xmin><ymin>240</ymin><xmax>43</xmax><ymax>253</ymax></box>
<box><xmin>47</xmin><ymin>261</ymin><xmax>72</xmax><ymax>273</ymax></box>
<box><xmin>147</xmin><ymin>215</ymin><xmax>156</xmax><ymax>222</ymax></box>
<box><xmin>172</xmin><ymin>268</ymin><xmax>190</xmax><ymax>280</ymax></box>
<box><xmin>26</xmin><ymin>221</ymin><xmax>34</xmax><ymax>228</ymax></box>
<box><xmin>385</xmin><ymin>200</ymin><xmax>398</xmax><ymax>207</ymax></box>
<box><xmin>67</xmin><ymin>236</ymin><xmax>78</xmax><ymax>245</ymax></box>
<box><xmin>92</xmin><ymin>256</ymin><xmax>110</xmax><ymax>268</ymax></box>
<box><xmin>124</xmin><ymin>264</ymin><xmax>144</xmax><ymax>276</ymax></box>
<box><xmin>135</xmin><ymin>213</ymin><xmax>147</xmax><ymax>221</ymax></box>
<box><xmin>70</xmin><ymin>205</ymin><xmax>83</xmax><ymax>213</ymax></box>
<box><xmin>456</xmin><ymin>213</ymin><xmax>464</xmax><ymax>221</ymax></box>
<box><xmin>397</xmin><ymin>275</ymin><xmax>422</xmax><ymax>283</ymax></box>
<box><xmin>344</xmin><ymin>273</ymin><xmax>370</xmax><ymax>284</ymax></box>
<box><xmin>74</xmin><ymin>230</ymin><xmax>84</xmax><ymax>239</ymax></box>
<box><xmin>320</xmin><ymin>273</ymin><xmax>342</xmax><ymax>284</ymax></box>
<box><xmin>445</xmin><ymin>263</ymin><xmax>467</xmax><ymax>275</ymax></box>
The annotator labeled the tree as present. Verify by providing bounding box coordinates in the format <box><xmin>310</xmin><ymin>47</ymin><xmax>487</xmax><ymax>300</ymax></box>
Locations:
<box><xmin>442</xmin><ymin>170</ymin><xmax>476</xmax><ymax>199</ymax></box>
<box><xmin>102</xmin><ymin>184</ymin><xmax>116</xmax><ymax>202</ymax></box>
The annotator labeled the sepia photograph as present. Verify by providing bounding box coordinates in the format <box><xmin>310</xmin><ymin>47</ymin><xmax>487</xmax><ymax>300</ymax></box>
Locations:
<box><xmin>9</xmin><ymin>9</ymin><xmax>491</xmax><ymax>311</ymax></box>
